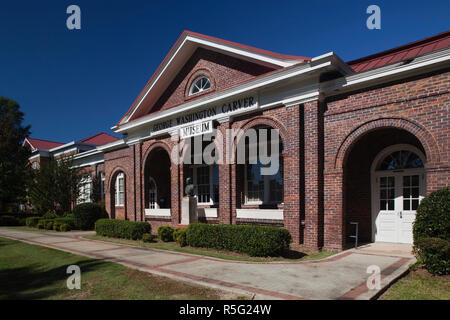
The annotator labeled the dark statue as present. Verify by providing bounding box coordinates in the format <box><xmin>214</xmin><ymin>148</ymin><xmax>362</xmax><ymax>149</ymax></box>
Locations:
<box><xmin>184</xmin><ymin>177</ymin><xmax>195</xmax><ymax>197</ymax></box>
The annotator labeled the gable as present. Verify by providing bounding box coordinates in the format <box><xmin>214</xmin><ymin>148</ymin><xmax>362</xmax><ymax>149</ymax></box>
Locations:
<box><xmin>116</xmin><ymin>31</ymin><xmax>309</xmax><ymax>127</ymax></box>
<box><xmin>131</xmin><ymin>48</ymin><xmax>275</xmax><ymax>119</ymax></box>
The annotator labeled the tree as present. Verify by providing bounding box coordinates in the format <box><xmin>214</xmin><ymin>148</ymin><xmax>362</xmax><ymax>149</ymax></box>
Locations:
<box><xmin>0</xmin><ymin>96</ymin><xmax>31</xmax><ymax>211</ymax></box>
<box><xmin>28</xmin><ymin>156</ymin><xmax>83</xmax><ymax>215</ymax></box>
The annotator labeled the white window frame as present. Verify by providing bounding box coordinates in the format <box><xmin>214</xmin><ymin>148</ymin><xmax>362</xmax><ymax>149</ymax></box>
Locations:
<box><xmin>189</xmin><ymin>164</ymin><xmax>218</xmax><ymax>205</ymax></box>
<box><xmin>244</xmin><ymin>160</ymin><xmax>283</xmax><ymax>205</ymax></box>
<box><xmin>189</xmin><ymin>76</ymin><xmax>211</xmax><ymax>96</ymax></box>
<box><xmin>100</xmin><ymin>172</ymin><xmax>105</xmax><ymax>200</ymax></box>
<box><xmin>115</xmin><ymin>173</ymin><xmax>125</xmax><ymax>207</ymax></box>
<box><xmin>148</xmin><ymin>177</ymin><xmax>158</xmax><ymax>209</ymax></box>
<box><xmin>77</xmin><ymin>175</ymin><xmax>93</xmax><ymax>204</ymax></box>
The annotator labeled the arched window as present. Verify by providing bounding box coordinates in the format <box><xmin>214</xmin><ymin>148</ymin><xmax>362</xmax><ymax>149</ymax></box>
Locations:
<box><xmin>377</xmin><ymin>150</ymin><xmax>424</xmax><ymax>171</ymax></box>
<box><xmin>189</xmin><ymin>76</ymin><xmax>211</xmax><ymax>95</ymax></box>
<box><xmin>77</xmin><ymin>175</ymin><xmax>92</xmax><ymax>204</ymax></box>
<box><xmin>115</xmin><ymin>173</ymin><xmax>125</xmax><ymax>206</ymax></box>
<box><xmin>148</xmin><ymin>177</ymin><xmax>157</xmax><ymax>209</ymax></box>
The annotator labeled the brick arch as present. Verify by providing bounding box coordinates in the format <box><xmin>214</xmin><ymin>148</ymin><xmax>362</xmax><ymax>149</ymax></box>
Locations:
<box><xmin>142</xmin><ymin>141</ymin><xmax>172</xmax><ymax>168</ymax></box>
<box><xmin>184</xmin><ymin>68</ymin><xmax>216</xmax><ymax>99</ymax></box>
<box><xmin>107</xmin><ymin>166</ymin><xmax>128</xmax><ymax>192</ymax></box>
<box><xmin>335</xmin><ymin>117</ymin><xmax>440</xmax><ymax>171</ymax></box>
<box><xmin>234</xmin><ymin>116</ymin><xmax>288</xmax><ymax>155</ymax></box>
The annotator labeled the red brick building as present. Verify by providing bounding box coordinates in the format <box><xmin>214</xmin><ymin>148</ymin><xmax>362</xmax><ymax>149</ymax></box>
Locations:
<box><xmin>30</xmin><ymin>30</ymin><xmax>450</xmax><ymax>251</ymax></box>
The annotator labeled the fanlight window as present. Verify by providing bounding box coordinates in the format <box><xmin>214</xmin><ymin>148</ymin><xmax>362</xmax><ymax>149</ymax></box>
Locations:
<box><xmin>189</xmin><ymin>77</ymin><xmax>211</xmax><ymax>95</ymax></box>
<box><xmin>377</xmin><ymin>150</ymin><xmax>424</xmax><ymax>171</ymax></box>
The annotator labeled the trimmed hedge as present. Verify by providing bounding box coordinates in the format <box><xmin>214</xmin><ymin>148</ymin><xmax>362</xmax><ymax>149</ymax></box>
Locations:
<box><xmin>186</xmin><ymin>223</ymin><xmax>292</xmax><ymax>256</ymax></box>
<box><xmin>60</xmin><ymin>223</ymin><xmax>71</xmax><ymax>232</ymax></box>
<box><xmin>54</xmin><ymin>217</ymin><xmax>76</xmax><ymax>228</ymax></box>
<box><xmin>173</xmin><ymin>228</ymin><xmax>187</xmax><ymax>247</ymax></box>
<box><xmin>26</xmin><ymin>217</ymin><xmax>41</xmax><ymax>227</ymax></box>
<box><xmin>414</xmin><ymin>237</ymin><xmax>450</xmax><ymax>275</ymax></box>
<box><xmin>413</xmin><ymin>187</ymin><xmax>450</xmax><ymax>242</ymax></box>
<box><xmin>0</xmin><ymin>215</ymin><xmax>21</xmax><ymax>226</ymax></box>
<box><xmin>73</xmin><ymin>203</ymin><xmax>108</xmax><ymax>230</ymax></box>
<box><xmin>142</xmin><ymin>233</ymin><xmax>156</xmax><ymax>243</ymax></box>
<box><xmin>95</xmin><ymin>219</ymin><xmax>151</xmax><ymax>240</ymax></box>
<box><xmin>158</xmin><ymin>226</ymin><xmax>175</xmax><ymax>242</ymax></box>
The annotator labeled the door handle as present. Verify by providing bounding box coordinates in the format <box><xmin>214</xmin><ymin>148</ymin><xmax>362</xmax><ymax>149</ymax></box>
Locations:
<box><xmin>399</xmin><ymin>211</ymin><xmax>402</xmax><ymax>219</ymax></box>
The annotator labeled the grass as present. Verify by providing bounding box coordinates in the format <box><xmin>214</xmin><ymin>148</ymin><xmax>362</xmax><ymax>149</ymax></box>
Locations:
<box><xmin>0</xmin><ymin>237</ymin><xmax>241</xmax><ymax>300</ymax></box>
<box><xmin>380</xmin><ymin>267</ymin><xmax>450</xmax><ymax>300</ymax></box>
<box><xmin>85</xmin><ymin>234</ymin><xmax>336</xmax><ymax>262</ymax></box>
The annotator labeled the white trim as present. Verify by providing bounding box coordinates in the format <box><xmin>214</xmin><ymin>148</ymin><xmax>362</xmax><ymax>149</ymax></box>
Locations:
<box><xmin>114</xmin><ymin>61</ymin><xmax>332</xmax><ymax>134</ymax></box>
<box><xmin>145</xmin><ymin>208</ymin><xmax>171</xmax><ymax>217</ymax></box>
<box><xmin>71</xmin><ymin>159</ymin><xmax>104</xmax><ymax>169</ymax></box>
<box><xmin>370</xmin><ymin>144</ymin><xmax>426</xmax><ymax>173</ymax></box>
<box><xmin>236</xmin><ymin>209</ymin><xmax>283</xmax><ymax>220</ymax></box>
<box><xmin>197</xmin><ymin>208</ymin><xmax>218</xmax><ymax>218</ymax></box>
<box><xmin>115</xmin><ymin>173</ymin><xmax>125</xmax><ymax>207</ymax></box>
<box><xmin>323</xmin><ymin>47</ymin><xmax>450</xmax><ymax>96</ymax></box>
<box><xmin>121</xmin><ymin>33</ymin><xmax>307</xmax><ymax>125</ymax></box>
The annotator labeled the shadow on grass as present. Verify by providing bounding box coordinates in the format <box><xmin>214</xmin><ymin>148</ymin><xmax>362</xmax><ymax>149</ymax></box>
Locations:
<box><xmin>280</xmin><ymin>249</ymin><xmax>308</xmax><ymax>259</ymax></box>
<box><xmin>0</xmin><ymin>238</ymin><xmax>108</xmax><ymax>300</ymax></box>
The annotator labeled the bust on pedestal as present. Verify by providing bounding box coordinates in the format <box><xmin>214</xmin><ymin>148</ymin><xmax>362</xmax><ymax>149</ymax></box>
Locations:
<box><xmin>181</xmin><ymin>177</ymin><xmax>198</xmax><ymax>225</ymax></box>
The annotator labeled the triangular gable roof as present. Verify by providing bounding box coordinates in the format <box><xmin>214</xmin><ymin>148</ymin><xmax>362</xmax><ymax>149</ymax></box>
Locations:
<box><xmin>79</xmin><ymin>132</ymin><xmax>119</xmax><ymax>146</ymax></box>
<box><xmin>117</xmin><ymin>30</ymin><xmax>310</xmax><ymax>126</ymax></box>
<box><xmin>23</xmin><ymin>137</ymin><xmax>65</xmax><ymax>151</ymax></box>
<box><xmin>348</xmin><ymin>30</ymin><xmax>450</xmax><ymax>72</ymax></box>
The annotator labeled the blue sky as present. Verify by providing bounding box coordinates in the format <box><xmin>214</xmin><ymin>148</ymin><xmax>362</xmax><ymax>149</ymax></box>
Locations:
<box><xmin>0</xmin><ymin>0</ymin><xmax>448</xmax><ymax>143</ymax></box>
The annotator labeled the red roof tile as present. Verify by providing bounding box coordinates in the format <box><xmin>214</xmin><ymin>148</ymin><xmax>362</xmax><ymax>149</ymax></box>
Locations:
<box><xmin>79</xmin><ymin>132</ymin><xmax>118</xmax><ymax>146</ymax></box>
<box><xmin>348</xmin><ymin>30</ymin><xmax>450</xmax><ymax>73</ymax></box>
<box><xmin>25</xmin><ymin>138</ymin><xmax>65</xmax><ymax>151</ymax></box>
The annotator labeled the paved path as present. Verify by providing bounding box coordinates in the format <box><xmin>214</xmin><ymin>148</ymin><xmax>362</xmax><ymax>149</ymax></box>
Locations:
<box><xmin>0</xmin><ymin>228</ymin><xmax>415</xmax><ymax>300</ymax></box>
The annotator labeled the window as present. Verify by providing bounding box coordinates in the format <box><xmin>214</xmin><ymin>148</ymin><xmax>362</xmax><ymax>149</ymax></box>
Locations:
<box><xmin>100</xmin><ymin>172</ymin><xmax>105</xmax><ymax>200</ymax></box>
<box><xmin>377</xmin><ymin>150</ymin><xmax>424</xmax><ymax>171</ymax></box>
<box><xmin>77</xmin><ymin>175</ymin><xmax>92</xmax><ymax>204</ymax></box>
<box><xmin>115</xmin><ymin>173</ymin><xmax>125</xmax><ymax>206</ymax></box>
<box><xmin>148</xmin><ymin>177</ymin><xmax>157</xmax><ymax>209</ymax></box>
<box><xmin>244</xmin><ymin>128</ymin><xmax>283</xmax><ymax>204</ymax></box>
<box><xmin>189</xmin><ymin>77</ymin><xmax>211</xmax><ymax>95</ymax></box>
<box><xmin>186</xmin><ymin>165</ymin><xmax>219</xmax><ymax>204</ymax></box>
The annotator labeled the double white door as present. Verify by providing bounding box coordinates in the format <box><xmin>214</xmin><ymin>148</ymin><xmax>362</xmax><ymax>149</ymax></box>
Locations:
<box><xmin>373</xmin><ymin>171</ymin><xmax>425</xmax><ymax>244</ymax></box>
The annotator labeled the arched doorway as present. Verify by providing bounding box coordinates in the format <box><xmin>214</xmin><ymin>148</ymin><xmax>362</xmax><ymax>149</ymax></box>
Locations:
<box><xmin>343</xmin><ymin>127</ymin><xmax>427</xmax><ymax>245</ymax></box>
<box><xmin>144</xmin><ymin>147</ymin><xmax>171</xmax><ymax>216</ymax></box>
<box><xmin>371</xmin><ymin>144</ymin><xmax>426</xmax><ymax>243</ymax></box>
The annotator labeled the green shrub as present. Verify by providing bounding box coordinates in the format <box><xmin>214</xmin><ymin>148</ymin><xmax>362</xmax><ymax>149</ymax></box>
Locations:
<box><xmin>53</xmin><ymin>221</ymin><xmax>62</xmax><ymax>231</ymax></box>
<box><xmin>95</xmin><ymin>219</ymin><xmax>151</xmax><ymax>240</ymax></box>
<box><xmin>54</xmin><ymin>217</ymin><xmax>76</xmax><ymax>229</ymax></box>
<box><xmin>413</xmin><ymin>187</ymin><xmax>450</xmax><ymax>243</ymax></box>
<box><xmin>26</xmin><ymin>217</ymin><xmax>40</xmax><ymax>227</ymax></box>
<box><xmin>186</xmin><ymin>223</ymin><xmax>292</xmax><ymax>257</ymax></box>
<box><xmin>60</xmin><ymin>223</ymin><xmax>71</xmax><ymax>232</ymax></box>
<box><xmin>173</xmin><ymin>228</ymin><xmax>187</xmax><ymax>247</ymax></box>
<box><xmin>142</xmin><ymin>233</ymin><xmax>156</xmax><ymax>243</ymax></box>
<box><xmin>73</xmin><ymin>203</ymin><xmax>108</xmax><ymax>230</ymax></box>
<box><xmin>42</xmin><ymin>211</ymin><xmax>57</xmax><ymax>219</ymax></box>
<box><xmin>37</xmin><ymin>220</ymin><xmax>46</xmax><ymax>229</ymax></box>
<box><xmin>158</xmin><ymin>226</ymin><xmax>175</xmax><ymax>242</ymax></box>
<box><xmin>45</xmin><ymin>221</ymin><xmax>54</xmax><ymax>230</ymax></box>
<box><xmin>0</xmin><ymin>215</ymin><xmax>20</xmax><ymax>226</ymax></box>
<box><xmin>63</xmin><ymin>212</ymin><xmax>73</xmax><ymax>217</ymax></box>
<box><xmin>414</xmin><ymin>237</ymin><xmax>450</xmax><ymax>275</ymax></box>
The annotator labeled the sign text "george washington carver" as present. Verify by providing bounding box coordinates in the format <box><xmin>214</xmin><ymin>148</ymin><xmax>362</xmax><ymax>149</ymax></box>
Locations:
<box><xmin>151</xmin><ymin>96</ymin><xmax>256</xmax><ymax>133</ymax></box>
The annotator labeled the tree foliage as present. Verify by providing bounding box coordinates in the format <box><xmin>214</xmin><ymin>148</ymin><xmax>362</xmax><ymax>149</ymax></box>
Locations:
<box><xmin>0</xmin><ymin>96</ymin><xmax>31</xmax><ymax>211</ymax></box>
<box><xmin>28</xmin><ymin>156</ymin><xmax>83</xmax><ymax>215</ymax></box>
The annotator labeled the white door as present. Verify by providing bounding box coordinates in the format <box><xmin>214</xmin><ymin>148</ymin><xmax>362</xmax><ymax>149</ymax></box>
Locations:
<box><xmin>374</xmin><ymin>172</ymin><xmax>424</xmax><ymax>244</ymax></box>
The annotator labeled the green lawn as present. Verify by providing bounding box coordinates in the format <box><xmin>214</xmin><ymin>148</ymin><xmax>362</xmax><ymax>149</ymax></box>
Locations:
<box><xmin>0</xmin><ymin>237</ymin><xmax>240</xmax><ymax>300</ymax></box>
<box><xmin>85</xmin><ymin>234</ymin><xmax>335</xmax><ymax>262</ymax></box>
<box><xmin>380</xmin><ymin>268</ymin><xmax>450</xmax><ymax>300</ymax></box>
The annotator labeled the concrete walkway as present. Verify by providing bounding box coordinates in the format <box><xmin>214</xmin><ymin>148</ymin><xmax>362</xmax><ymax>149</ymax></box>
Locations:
<box><xmin>0</xmin><ymin>228</ymin><xmax>415</xmax><ymax>300</ymax></box>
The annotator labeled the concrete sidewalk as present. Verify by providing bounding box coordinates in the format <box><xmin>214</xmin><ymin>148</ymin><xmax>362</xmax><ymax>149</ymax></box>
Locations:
<box><xmin>0</xmin><ymin>228</ymin><xmax>415</xmax><ymax>300</ymax></box>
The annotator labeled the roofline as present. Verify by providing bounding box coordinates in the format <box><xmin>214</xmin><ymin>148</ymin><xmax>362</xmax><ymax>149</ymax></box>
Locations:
<box><xmin>347</xmin><ymin>30</ymin><xmax>450</xmax><ymax>65</ymax></box>
<box><xmin>116</xmin><ymin>30</ymin><xmax>311</xmax><ymax>126</ymax></box>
